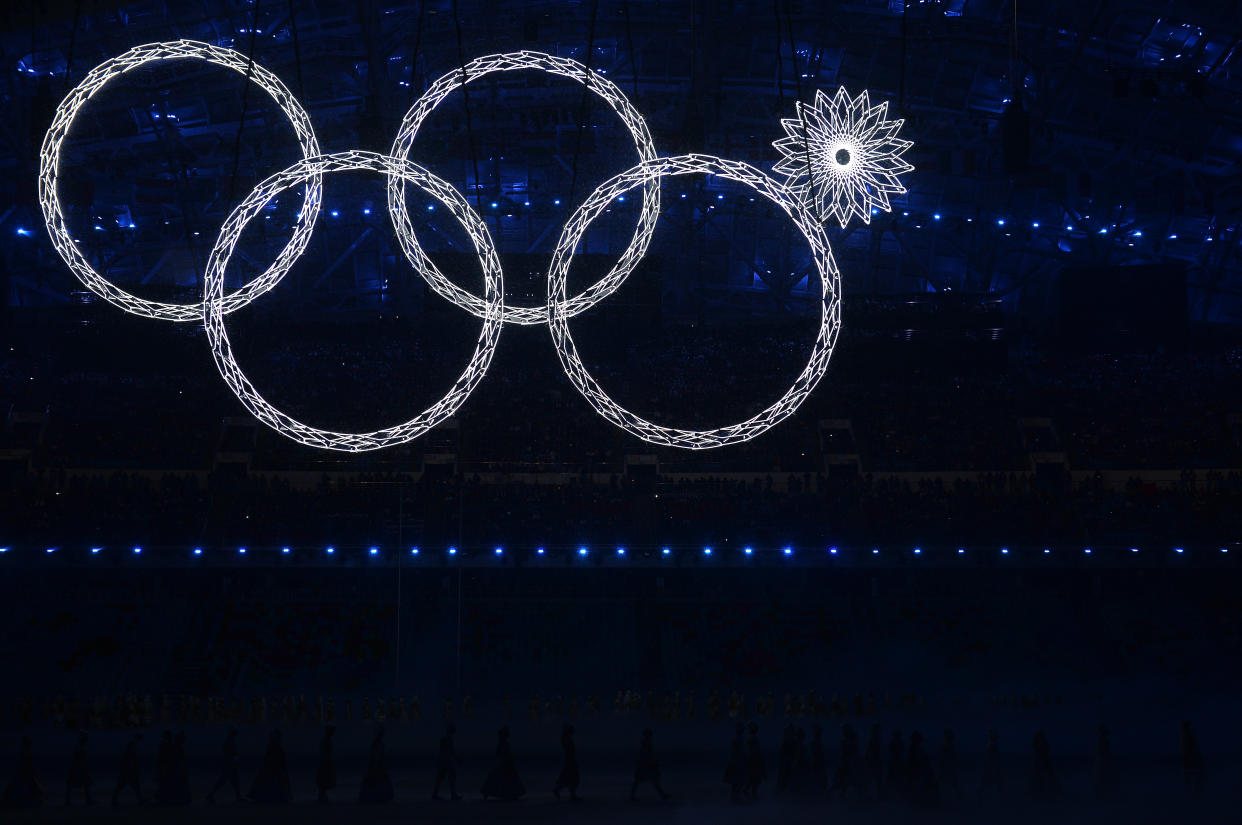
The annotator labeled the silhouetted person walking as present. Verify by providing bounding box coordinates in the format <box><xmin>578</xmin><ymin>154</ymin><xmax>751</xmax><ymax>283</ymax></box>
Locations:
<box><xmin>1181</xmin><ymin>720</ymin><xmax>1204</xmax><ymax>796</ymax></box>
<box><xmin>630</xmin><ymin>728</ymin><xmax>671</xmax><ymax>801</ymax></box>
<box><xmin>358</xmin><ymin>726</ymin><xmax>394</xmax><ymax>804</ymax></box>
<box><xmin>64</xmin><ymin>732</ymin><xmax>93</xmax><ymax>806</ymax></box>
<box><xmin>1029</xmin><ymin>731</ymin><xmax>1059</xmax><ymax>801</ymax></box>
<box><xmin>744</xmin><ymin>721</ymin><xmax>766</xmax><ymax>801</ymax></box>
<box><xmin>481</xmin><ymin>726</ymin><xmax>525</xmax><ymax>801</ymax></box>
<box><xmin>979</xmin><ymin>729</ymin><xmax>1003</xmax><ymax>798</ymax></box>
<box><xmin>725</xmin><ymin>721</ymin><xmax>745</xmax><ymax>801</ymax></box>
<box><xmin>938</xmin><ymin>729</ymin><xmax>960</xmax><ymax>803</ymax></box>
<box><xmin>248</xmin><ymin>729</ymin><xmax>291</xmax><ymax>805</ymax></box>
<box><xmin>1</xmin><ymin>736</ymin><xmax>43</xmax><ymax>809</ymax></box>
<box><xmin>1094</xmin><ymin>725</ymin><xmax>1118</xmax><ymax>799</ymax></box>
<box><xmin>316</xmin><ymin>725</ymin><xmax>336</xmax><ymax>803</ymax></box>
<box><xmin>553</xmin><ymin>724</ymin><xmax>581</xmax><ymax>801</ymax></box>
<box><xmin>810</xmin><ymin>725</ymin><xmax>826</xmax><ymax>794</ymax></box>
<box><xmin>206</xmin><ymin>728</ymin><xmax>241</xmax><ymax>804</ymax></box>
<box><xmin>169</xmin><ymin>732</ymin><xmax>191</xmax><ymax>805</ymax></box>
<box><xmin>886</xmin><ymin>729</ymin><xmax>906</xmax><ymax>800</ymax></box>
<box><xmin>862</xmin><ymin>723</ymin><xmax>883</xmax><ymax>799</ymax></box>
<box><xmin>829</xmin><ymin>724</ymin><xmax>858</xmax><ymax>800</ymax></box>
<box><xmin>906</xmin><ymin>730</ymin><xmax>939</xmax><ymax>807</ymax></box>
<box><xmin>111</xmin><ymin>733</ymin><xmax>144</xmax><ymax>806</ymax></box>
<box><xmin>431</xmin><ymin>724</ymin><xmax>461</xmax><ymax>801</ymax></box>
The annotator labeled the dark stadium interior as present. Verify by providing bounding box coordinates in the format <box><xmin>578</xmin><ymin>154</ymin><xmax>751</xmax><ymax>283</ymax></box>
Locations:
<box><xmin>1</xmin><ymin>0</ymin><xmax>1241</xmax><ymax>823</ymax></box>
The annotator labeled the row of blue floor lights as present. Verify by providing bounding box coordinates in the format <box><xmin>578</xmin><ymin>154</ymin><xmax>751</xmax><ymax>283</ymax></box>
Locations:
<box><xmin>0</xmin><ymin>545</ymin><xmax>1226</xmax><ymax>558</ymax></box>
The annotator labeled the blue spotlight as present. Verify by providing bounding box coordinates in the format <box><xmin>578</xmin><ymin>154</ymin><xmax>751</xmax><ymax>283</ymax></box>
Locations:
<box><xmin>1032</xmin><ymin>221</ymin><xmax>1040</xmax><ymax>228</ymax></box>
<box><xmin>578</xmin><ymin>546</ymin><xmax>588</xmax><ymax>557</ymax></box>
<box><xmin>1001</xmin><ymin>547</ymin><xmax>1009</xmax><ymax>555</ymax></box>
<box><xmin>617</xmin><ymin>195</ymin><xmax>625</xmax><ymax>202</ymax></box>
<box><xmin>370</xmin><ymin>546</ymin><xmax>379</xmax><ymax>556</ymax></box>
<box><xmin>1043</xmin><ymin>548</ymin><xmax>1050</xmax><ymax>554</ymax></box>
<box><xmin>783</xmin><ymin>546</ymin><xmax>793</xmax><ymax>556</ymax></box>
<box><xmin>679</xmin><ymin>193</ymin><xmax>687</xmax><ymax>199</ymax></box>
<box><xmin>426</xmin><ymin>204</ymin><xmax>435</xmax><ymax>211</ymax></box>
<box><xmin>957</xmin><ymin>548</ymin><xmax>965</xmax><ymax>555</ymax></box>
<box><xmin>616</xmin><ymin>547</ymin><xmax>626</xmax><ymax>557</ymax></box>
<box><xmin>536</xmin><ymin>547</ymin><xmax>545</xmax><ymax>556</ymax></box>
<box><xmin>238</xmin><ymin>547</ymin><xmax>246</xmax><ymax>555</ymax></box>
<box><xmin>448</xmin><ymin>546</ymin><xmax>457</xmax><ymax>556</ymax></box>
<box><xmin>282</xmin><ymin>546</ymin><xmax>291</xmax><ymax>554</ymax></box>
<box><xmin>703</xmin><ymin>546</ymin><xmax>713</xmax><ymax>556</ymax></box>
<box><xmin>1221</xmin><ymin>548</ymin><xmax>1228</xmax><ymax>554</ymax></box>
<box><xmin>330</xmin><ymin>210</ymin><xmax>339</xmax><ymax>218</ymax></box>
<box><xmin>46</xmin><ymin>547</ymin><xmax>57</xmax><ymax>554</ymax></box>
<box><xmin>933</xmin><ymin>213</ymin><xmax>941</xmax><ymax>221</ymax></box>
<box><xmin>132</xmin><ymin>546</ymin><xmax>142</xmax><ymax>555</ymax></box>
<box><xmin>662</xmin><ymin>547</ymin><xmax>671</xmax><ymax>556</ymax></box>
<box><xmin>553</xmin><ymin>199</ymin><xmax>561</xmax><ymax>205</ymax></box>
<box><xmin>0</xmin><ymin>547</ymin><xmax>8</xmax><ymax>553</ymax></box>
<box><xmin>362</xmin><ymin>207</ymin><xmax>371</xmax><ymax>215</ymax></box>
<box><xmin>1130</xmin><ymin>547</ymin><xmax>1139</xmax><ymax>553</ymax></box>
<box><xmin>411</xmin><ymin>547</ymin><xmax>420</xmax><ymax>556</ymax></box>
<box><xmin>90</xmin><ymin>547</ymin><xmax>102</xmax><ymax>555</ymax></box>
<box><xmin>743</xmin><ymin>546</ymin><xmax>753</xmax><ymax>556</ymax></box>
<box><xmin>829</xmin><ymin>546</ymin><xmax>839</xmax><ymax>555</ymax></box>
<box><xmin>193</xmin><ymin>547</ymin><xmax>202</xmax><ymax>556</ymax></box>
<box><xmin>871</xmin><ymin>548</ymin><xmax>879</xmax><ymax>555</ymax></box>
<box><xmin>1084</xmin><ymin>548</ymin><xmax>1092</xmax><ymax>555</ymax></box>
<box><xmin>996</xmin><ymin>218</ymin><xmax>1005</xmax><ymax>226</ymax></box>
<box><xmin>490</xmin><ymin>202</ymin><xmax>498</xmax><ymax>209</ymax></box>
<box><xmin>1175</xmin><ymin>547</ymin><xmax>1184</xmax><ymax>554</ymax></box>
<box><xmin>494</xmin><ymin>546</ymin><xmax>503</xmax><ymax>556</ymax></box>
<box><xmin>716</xmin><ymin>194</ymin><xmax>724</xmax><ymax>200</ymax></box>
<box><xmin>326</xmin><ymin>546</ymin><xmax>336</xmax><ymax>555</ymax></box>
<box><xmin>913</xmin><ymin>547</ymin><xmax>922</xmax><ymax>555</ymax></box>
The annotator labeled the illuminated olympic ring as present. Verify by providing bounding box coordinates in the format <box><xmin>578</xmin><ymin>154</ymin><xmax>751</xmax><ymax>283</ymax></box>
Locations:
<box><xmin>39</xmin><ymin>40</ymin><xmax>323</xmax><ymax>322</ymax></box>
<box><xmin>389</xmin><ymin>50</ymin><xmax>660</xmax><ymax>325</ymax></box>
<box><xmin>39</xmin><ymin>44</ymin><xmax>846</xmax><ymax>452</ymax></box>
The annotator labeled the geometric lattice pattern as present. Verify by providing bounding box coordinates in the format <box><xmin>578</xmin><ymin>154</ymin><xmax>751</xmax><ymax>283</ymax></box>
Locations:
<box><xmin>772</xmin><ymin>87</ymin><xmax>913</xmax><ymax>228</ymax></box>
<box><xmin>38</xmin><ymin>45</ymin><xmax>911</xmax><ymax>451</ymax></box>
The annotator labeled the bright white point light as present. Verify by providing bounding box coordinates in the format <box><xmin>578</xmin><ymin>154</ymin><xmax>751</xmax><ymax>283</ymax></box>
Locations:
<box><xmin>370</xmin><ymin>547</ymin><xmax>379</xmax><ymax>556</ymax></box>
<box><xmin>553</xmin><ymin>199</ymin><xmax>561</xmax><ymax>205</ymax></box>
<box><xmin>957</xmin><ymin>548</ymin><xmax>964</xmax><ymax>554</ymax></box>
<box><xmin>744</xmin><ymin>546</ymin><xmax>753</xmax><ymax>555</ymax></box>
<box><xmin>448</xmin><ymin>547</ymin><xmax>457</xmax><ymax>556</ymax></box>
<box><xmin>330</xmin><ymin>210</ymin><xmax>339</xmax><ymax>217</ymax></box>
<box><xmin>47</xmin><ymin>547</ymin><xmax>57</xmax><ymax>554</ymax></box>
<box><xmin>1175</xmin><ymin>547</ymin><xmax>1184</xmax><ymax>554</ymax></box>
<box><xmin>536</xmin><ymin>547</ymin><xmax>545</xmax><ymax>555</ymax></box>
<box><xmin>494</xmin><ymin>546</ymin><xmax>503</xmax><ymax>556</ymax></box>
<box><xmin>1032</xmin><ymin>222</ymin><xmax>1040</xmax><ymax>228</ymax></box>
<box><xmin>1132</xmin><ymin>230</ymin><xmax>1142</xmax><ymax>237</ymax></box>
<box><xmin>1066</xmin><ymin>225</ymin><xmax>1074</xmax><ymax>231</ymax></box>
<box><xmin>1043</xmin><ymin>548</ymin><xmax>1050</xmax><ymax>554</ymax></box>
<box><xmin>997</xmin><ymin>218</ymin><xmax>1005</xmax><ymax>226</ymax></box>
<box><xmin>132</xmin><ymin>546</ymin><xmax>141</xmax><ymax>555</ymax></box>
<box><xmin>578</xmin><ymin>547</ymin><xmax>588</xmax><ymax>557</ymax></box>
<box><xmin>933</xmin><ymin>213</ymin><xmax>940</xmax><ymax>220</ymax></box>
<box><xmin>772</xmin><ymin>87</ymin><xmax>913</xmax><ymax>227</ymax></box>
<box><xmin>193</xmin><ymin>548</ymin><xmax>202</xmax><ymax>556</ymax></box>
<box><xmin>872</xmin><ymin>548</ymin><xmax>879</xmax><ymax>555</ymax></box>
<box><xmin>282</xmin><ymin>546</ymin><xmax>291</xmax><ymax>554</ymax></box>
<box><xmin>326</xmin><ymin>546</ymin><xmax>335</xmax><ymax>554</ymax></box>
<box><xmin>238</xmin><ymin>547</ymin><xmax>246</xmax><ymax>555</ymax></box>
<box><xmin>411</xmin><ymin>547</ymin><xmax>420</xmax><ymax>555</ymax></box>
<box><xmin>363</xmin><ymin>208</ymin><xmax>371</xmax><ymax>215</ymax></box>
<box><xmin>1131</xmin><ymin>547</ymin><xmax>1139</xmax><ymax>553</ymax></box>
<box><xmin>616</xmin><ymin>547</ymin><xmax>625</xmax><ymax>556</ymax></box>
<box><xmin>703</xmin><ymin>546</ymin><xmax>712</xmax><ymax>556</ymax></box>
<box><xmin>783</xmin><ymin>546</ymin><xmax>793</xmax><ymax>556</ymax></box>
<box><xmin>0</xmin><ymin>548</ymin><xmax>9</xmax><ymax>553</ymax></box>
<box><xmin>1084</xmin><ymin>548</ymin><xmax>1092</xmax><ymax>554</ymax></box>
<box><xmin>1001</xmin><ymin>548</ymin><xmax>1009</xmax><ymax>555</ymax></box>
<box><xmin>829</xmin><ymin>546</ymin><xmax>838</xmax><ymax>555</ymax></box>
<box><xmin>1221</xmin><ymin>548</ymin><xmax>1228</xmax><ymax>554</ymax></box>
<box><xmin>662</xmin><ymin>547</ymin><xmax>670</xmax><ymax>556</ymax></box>
<box><xmin>1169</xmin><ymin>234</ymin><xmax>1178</xmax><ymax>239</ymax></box>
<box><xmin>16</xmin><ymin>227</ymin><xmax>31</xmax><ymax>236</ymax></box>
<box><xmin>914</xmin><ymin>547</ymin><xmax>922</xmax><ymax>555</ymax></box>
<box><xmin>91</xmin><ymin>547</ymin><xmax>102</xmax><ymax>554</ymax></box>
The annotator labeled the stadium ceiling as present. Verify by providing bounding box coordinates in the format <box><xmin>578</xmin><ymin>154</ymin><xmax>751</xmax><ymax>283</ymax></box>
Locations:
<box><xmin>1</xmin><ymin>0</ymin><xmax>1239</xmax><ymax>322</ymax></box>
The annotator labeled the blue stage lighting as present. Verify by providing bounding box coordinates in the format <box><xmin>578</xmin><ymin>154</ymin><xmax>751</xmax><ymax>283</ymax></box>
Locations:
<box><xmin>1084</xmin><ymin>548</ymin><xmax>1092</xmax><ymax>555</ymax></box>
<box><xmin>0</xmin><ymin>547</ymin><xmax>7</xmax><ymax>553</ymax></box>
<box><xmin>326</xmin><ymin>546</ymin><xmax>335</xmax><ymax>555</ymax></box>
<box><xmin>132</xmin><ymin>546</ymin><xmax>141</xmax><ymax>555</ymax></box>
<box><xmin>411</xmin><ymin>547</ymin><xmax>420</xmax><ymax>556</ymax></box>
<box><xmin>1032</xmin><ymin>222</ymin><xmax>1040</xmax><ymax>228</ymax></box>
<box><xmin>1043</xmin><ymin>548</ymin><xmax>1050</xmax><ymax>554</ymax></box>
<box><xmin>1130</xmin><ymin>547</ymin><xmax>1139</xmax><ymax>553</ymax></box>
<box><xmin>617</xmin><ymin>195</ymin><xmax>625</xmax><ymax>202</ymax></box>
<box><xmin>783</xmin><ymin>546</ymin><xmax>792</xmax><ymax>556</ymax></box>
<box><xmin>370</xmin><ymin>547</ymin><xmax>379</xmax><ymax>556</ymax></box>
<box><xmin>957</xmin><ymin>548</ymin><xmax>964</xmax><ymax>554</ymax></box>
<box><xmin>330</xmin><ymin>210</ymin><xmax>339</xmax><ymax>217</ymax></box>
<box><xmin>872</xmin><ymin>548</ymin><xmax>879</xmax><ymax>555</ymax></box>
<box><xmin>996</xmin><ymin>218</ymin><xmax>1005</xmax><ymax>226</ymax></box>
<box><xmin>743</xmin><ymin>546</ymin><xmax>753</xmax><ymax>555</ymax></box>
<box><xmin>193</xmin><ymin>547</ymin><xmax>202</xmax><ymax>556</ymax></box>
<box><xmin>281</xmin><ymin>546</ymin><xmax>291</xmax><ymax>554</ymax></box>
<box><xmin>238</xmin><ymin>547</ymin><xmax>246</xmax><ymax>555</ymax></box>
<box><xmin>536</xmin><ymin>547</ymin><xmax>545</xmax><ymax>555</ymax></box>
<box><xmin>933</xmin><ymin>213</ymin><xmax>940</xmax><ymax>220</ymax></box>
<box><xmin>554</xmin><ymin>199</ymin><xmax>561</xmax><ymax>205</ymax></box>
<box><xmin>703</xmin><ymin>546</ymin><xmax>712</xmax><ymax>556</ymax></box>
<box><xmin>578</xmin><ymin>546</ymin><xmax>588</xmax><ymax>557</ymax></box>
<box><xmin>46</xmin><ymin>547</ymin><xmax>57</xmax><ymax>554</ymax></box>
<box><xmin>829</xmin><ymin>546</ymin><xmax>838</xmax><ymax>555</ymax></box>
<box><xmin>662</xmin><ymin>547</ymin><xmax>671</xmax><ymax>556</ymax></box>
<box><xmin>1175</xmin><ymin>547</ymin><xmax>1184</xmax><ymax>554</ymax></box>
<box><xmin>426</xmin><ymin>204</ymin><xmax>435</xmax><ymax>211</ymax></box>
<box><xmin>716</xmin><ymin>194</ymin><xmax>724</xmax><ymax>200</ymax></box>
<box><xmin>16</xmin><ymin>227</ymin><xmax>31</xmax><ymax>236</ymax></box>
<box><xmin>913</xmin><ymin>547</ymin><xmax>922</xmax><ymax>555</ymax></box>
<box><xmin>1221</xmin><ymin>548</ymin><xmax>1229</xmax><ymax>554</ymax></box>
<box><xmin>362</xmin><ymin>208</ymin><xmax>371</xmax><ymax>215</ymax></box>
<box><xmin>448</xmin><ymin>546</ymin><xmax>457</xmax><ymax>556</ymax></box>
<box><xmin>494</xmin><ymin>546</ymin><xmax>503</xmax><ymax>556</ymax></box>
<box><xmin>90</xmin><ymin>547</ymin><xmax>102</xmax><ymax>555</ymax></box>
<box><xmin>616</xmin><ymin>547</ymin><xmax>626</xmax><ymax>557</ymax></box>
<box><xmin>1001</xmin><ymin>547</ymin><xmax>1009</xmax><ymax>555</ymax></box>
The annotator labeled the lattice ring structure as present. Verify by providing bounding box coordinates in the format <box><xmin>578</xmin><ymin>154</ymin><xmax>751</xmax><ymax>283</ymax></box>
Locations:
<box><xmin>38</xmin><ymin>39</ymin><xmax>323</xmax><ymax>322</ymax></box>
<box><xmin>203</xmin><ymin>150</ymin><xmax>504</xmax><ymax>452</ymax></box>
<box><xmin>388</xmin><ymin>50</ymin><xmax>660</xmax><ymax>326</ymax></box>
<box><xmin>547</xmin><ymin>154</ymin><xmax>842</xmax><ymax>449</ymax></box>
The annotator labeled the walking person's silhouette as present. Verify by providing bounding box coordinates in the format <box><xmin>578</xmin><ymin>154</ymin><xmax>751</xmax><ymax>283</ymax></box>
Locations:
<box><xmin>248</xmin><ymin>729</ymin><xmax>291</xmax><ymax>805</ymax></box>
<box><xmin>206</xmin><ymin>728</ymin><xmax>241</xmax><ymax>804</ymax></box>
<box><xmin>744</xmin><ymin>721</ymin><xmax>766</xmax><ymax>801</ymax></box>
<box><xmin>431</xmin><ymin>724</ymin><xmax>461</xmax><ymax>801</ymax></box>
<box><xmin>358</xmin><ymin>726</ymin><xmax>394</xmax><ymax>804</ymax></box>
<box><xmin>553</xmin><ymin>724</ymin><xmax>581</xmax><ymax>801</ymax></box>
<box><xmin>1</xmin><ymin>735</ymin><xmax>43</xmax><ymax>809</ymax></box>
<box><xmin>316</xmin><ymin>725</ymin><xmax>336</xmax><ymax>803</ymax></box>
<box><xmin>724</xmin><ymin>721</ymin><xmax>745</xmax><ymax>801</ymax></box>
<box><xmin>630</xmin><ymin>728</ymin><xmax>671</xmax><ymax>801</ymax></box>
<box><xmin>481</xmin><ymin>726</ymin><xmax>525</xmax><ymax>801</ymax></box>
<box><xmin>111</xmin><ymin>733</ymin><xmax>144</xmax><ymax>806</ymax></box>
<box><xmin>64</xmin><ymin>732</ymin><xmax>93</xmax><ymax>806</ymax></box>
